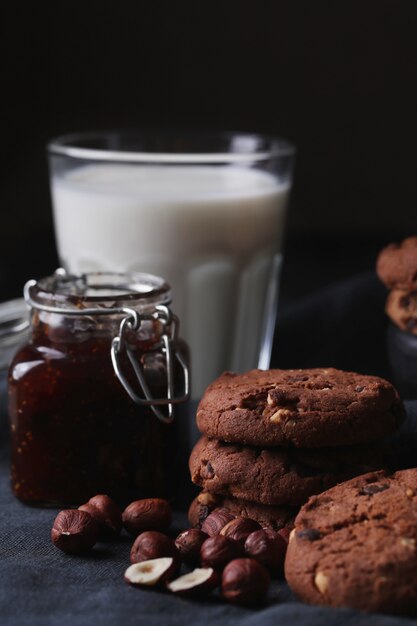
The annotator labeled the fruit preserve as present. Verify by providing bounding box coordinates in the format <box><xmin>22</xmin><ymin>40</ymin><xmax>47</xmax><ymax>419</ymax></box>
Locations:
<box><xmin>8</xmin><ymin>271</ymin><xmax>189</xmax><ymax>506</ymax></box>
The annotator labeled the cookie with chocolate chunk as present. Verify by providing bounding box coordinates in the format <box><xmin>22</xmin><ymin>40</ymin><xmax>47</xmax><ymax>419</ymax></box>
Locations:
<box><xmin>196</xmin><ymin>368</ymin><xmax>404</xmax><ymax>448</ymax></box>
<box><xmin>377</xmin><ymin>236</ymin><xmax>417</xmax><ymax>290</ymax></box>
<box><xmin>188</xmin><ymin>490</ymin><xmax>296</xmax><ymax>532</ymax></box>
<box><xmin>285</xmin><ymin>468</ymin><xmax>417</xmax><ymax>615</ymax></box>
<box><xmin>189</xmin><ymin>436</ymin><xmax>387</xmax><ymax>506</ymax></box>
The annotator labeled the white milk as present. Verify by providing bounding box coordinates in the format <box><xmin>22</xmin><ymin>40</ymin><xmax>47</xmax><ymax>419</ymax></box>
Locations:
<box><xmin>51</xmin><ymin>164</ymin><xmax>289</xmax><ymax>397</ymax></box>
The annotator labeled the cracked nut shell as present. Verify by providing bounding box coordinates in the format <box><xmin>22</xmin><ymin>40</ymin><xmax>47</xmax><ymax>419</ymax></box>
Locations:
<box><xmin>79</xmin><ymin>494</ymin><xmax>122</xmax><ymax>541</ymax></box>
<box><xmin>51</xmin><ymin>509</ymin><xmax>99</xmax><ymax>554</ymax></box>
<box><xmin>200</xmin><ymin>534</ymin><xmax>243</xmax><ymax>570</ymax></box>
<box><xmin>175</xmin><ymin>529</ymin><xmax>208</xmax><ymax>565</ymax></box>
<box><xmin>221</xmin><ymin>558</ymin><xmax>270</xmax><ymax>606</ymax></box>
<box><xmin>122</xmin><ymin>498</ymin><xmax>172</xmax><ymax>535</ymax></box>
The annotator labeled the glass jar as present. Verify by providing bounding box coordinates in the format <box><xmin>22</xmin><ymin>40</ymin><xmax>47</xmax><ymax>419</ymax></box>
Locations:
<box><xmin>8</xmin><ymin>270</ymin><xmax>189</xmax><ymax>506</ymax></box>
<box><xmin>0</xmin><ymin>299</ymin><xmax>30</xmax><ymax>440</ymax></box>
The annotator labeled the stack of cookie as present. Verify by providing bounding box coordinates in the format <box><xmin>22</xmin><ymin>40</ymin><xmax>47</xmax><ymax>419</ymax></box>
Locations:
<box><xmin>377</xmin><ymin>236</ymin><xmax>417</xmax><ymax>333</ymax></box>
<box><xmin>188</xmin><ymin>368</ymin><xmax>404</xmax><ymax>531</ymax></box>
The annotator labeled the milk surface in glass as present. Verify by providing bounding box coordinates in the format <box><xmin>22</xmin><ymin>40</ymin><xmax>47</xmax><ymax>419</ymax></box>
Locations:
<box><xmin>51</xmin><ymin>164</ymin><xmax>289</xmax><ymax>397</ymax></box>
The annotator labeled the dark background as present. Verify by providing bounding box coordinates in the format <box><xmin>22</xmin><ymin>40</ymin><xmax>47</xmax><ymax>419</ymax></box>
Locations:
<box><xmin>2</xmin><ymin>0</ymin><xmax>417</xmax><ymax>303</ymax></box>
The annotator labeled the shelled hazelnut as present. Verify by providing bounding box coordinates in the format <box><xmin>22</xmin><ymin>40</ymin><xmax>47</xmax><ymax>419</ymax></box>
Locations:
<box><xmin>277</xmin><ymin>527</ymin><xmax>291</xmax><ymax>544</ymax></box>
<box><xmin>122</xmin><ymin>498</ymin><xmax>172</xmax><ymax>535</ymax></box>
<box><xmin>125</xmin><ymin>557</ymin><xmax>177</xmax><ymax>587</ymax></box>
<box><xmin>78</xmin><ymin>494</ymin><xmax>122</xmax><ymax>540</ymax></box>
<box><xmin>130</xmin><ymin>530</ymin><xmax>180</xmax><ymax>571</ymax></box>
<box><xmin>175</xmin><ymin>529</ymin><xmax>208</xmax><ymax>565</ymax></box>
<box><xmin>167</xmin><ymin>568</ymin><xmax>218</xmax><ymax>597</ymax></box>
<box><xmin>201</xmin><ymin>508</ymin><xmax>235</xmax><ymax>536</ymax></box>
<box><xmin>200</xmin><ymin>534</ymin><xmax>243</xmax><ymax>570</ymax></box>
<box><xmin>221</xmin><ymin>558</ymin><xmax>270</xmax><ymax>606</ymax></box>
<box><xmin>220</xmin><ymin>517</ymin><xmax>261</xmax><ymax>545</ymax></box>
<box><xmin>244</xmin><ymin>529</ymin><xmax>287</xmax><ymax>574</ymax></box>
<box><xmin>51</xmin><ymin>509</ymin><xmax>98</xmax><ymax>554</ymax></box>
<box><xmin>51</xmin><ymin>493</ymin><xmax>276</xmax><ymax>608</ymax></box>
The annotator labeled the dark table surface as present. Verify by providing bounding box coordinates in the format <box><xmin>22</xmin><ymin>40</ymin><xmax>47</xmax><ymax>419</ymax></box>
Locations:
<box><xmin>1</xmin><ymin>272</ymin><xmax>417</xmax><ymax>625</ymax></box>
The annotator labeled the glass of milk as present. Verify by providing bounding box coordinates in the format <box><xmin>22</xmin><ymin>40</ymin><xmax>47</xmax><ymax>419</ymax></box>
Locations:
<box><xmin>48</xmin><ymin>131</ymin><xmax>295</xmax><ymax>398</ymax></box>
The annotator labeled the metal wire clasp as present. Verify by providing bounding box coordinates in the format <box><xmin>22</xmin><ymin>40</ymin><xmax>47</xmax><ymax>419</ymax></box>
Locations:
<box><xmin>110</xmin><ymin>304</ymin><xmax>189</xmax><ymax>424</ymax></box>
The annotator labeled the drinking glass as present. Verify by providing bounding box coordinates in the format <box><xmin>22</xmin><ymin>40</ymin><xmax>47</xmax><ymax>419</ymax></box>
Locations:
<box><xmin>48</xmin><ymin>131</ymin><xmax>295</xmax><ymax>398</ymax></box>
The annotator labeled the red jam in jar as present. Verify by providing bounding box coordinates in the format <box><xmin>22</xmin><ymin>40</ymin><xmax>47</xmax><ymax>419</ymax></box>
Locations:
<box><xmin>8</xmin><ymin>271</ymin><xmax>189</xmax><ymax>506</ymax></box>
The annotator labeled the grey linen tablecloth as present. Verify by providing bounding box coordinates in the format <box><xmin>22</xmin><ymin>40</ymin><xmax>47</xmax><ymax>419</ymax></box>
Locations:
<box><xmin>0</xmin><ymin>397</ymin><xmax>417</xmax><ymax>625</ymax></box>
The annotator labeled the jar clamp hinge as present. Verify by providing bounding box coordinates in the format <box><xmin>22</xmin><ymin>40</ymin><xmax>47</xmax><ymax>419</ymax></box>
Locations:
<box><xmin>111</xmin><ymin>304</ymin><xmax>189</xmax><ymax>424</ymax></box>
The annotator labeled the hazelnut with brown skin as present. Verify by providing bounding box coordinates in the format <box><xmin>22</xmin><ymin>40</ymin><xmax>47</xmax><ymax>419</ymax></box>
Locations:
<box><xmin>244</xmin><ymin>529</ymin><xmax>287</xmax><ymax>574</ymax></box>
<box><xmin>78</xmin><ymin>494</ymin><xmax>122</xmax><ymax>541</ymax></box>
<box><xmin>51</xmin><ymin>509</ymin><xmax>99</xmax><ymax>554</ymax></box>
<box><xmin>131</xmin><ymin>530</ymin><xmax>179</xmax><ymax>561</ymax></box>
<box><xmin>201</xmin><ymin>508</ymin><xmax>235</xmax><ymax>537</ymax></box>
<box><xmin>122</xmin><ymin>498</ymin><xmax>172</xmax><ymax>535</ymax></box>
<box><xmin>175</xmin><ymin>529</ymin><xmax>208</xmax><ymax>565</ymax></box>
<box><xmin>200</xmin><ymin>534</ymin><xmax>243</xmax><ymax>571</ymax></box>
<box><xmin>220</xmin><ymin>517</ymin><xmax>261</xmax><ymax>545</ymax></box>
<box><xmin>277</xmin><ymin>527</ymin><xmax>291</xmax><ymax>545</ymax></box>
<box><xmin>191</xmin><ymin>492</ymin><xmax>221</xmax><ymax>528</ymax></box>
<box><xmin>221</xmin><ymin>558</ymin><xmax>270</xmax><ymax>606</ymax></box>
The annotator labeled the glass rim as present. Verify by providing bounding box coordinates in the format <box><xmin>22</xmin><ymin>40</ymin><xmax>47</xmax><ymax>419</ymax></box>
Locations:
<box><xmin>47</xmin><ymin>130</ymin><xmax>296</xmax><ymax>164</ymax></box>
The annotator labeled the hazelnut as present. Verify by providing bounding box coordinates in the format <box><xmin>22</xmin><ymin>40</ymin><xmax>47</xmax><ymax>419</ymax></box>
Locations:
<box><xmin>167</xmin><ymin>568</ymin><xmax>218</xmax><ymax>597</ymax></box>
<box><xmin>314</xmin><ymin>571</ymin><xmax>329</xmax><ymax>595</ymax></box>
<box><xmin>175</xmin><ymin>529</ymin><xmax>208</xmax><ymax>565</ymax></box>
<box><xmin>188</xmin><ymin>493</ymin><xmax>222</xmax><ymax>528</ymax></box>
<box><xmin>122</xmin><ymin>498</ymin><xmax>172</xmax><ymax>535</ymax></box>
<box><xmin>244</xmin><ymin>529</ymin><xmax>287</xmax><ymax>574</ymax></box>
<box><xmin>400</xmin><ymin>537</ymin><xmax>416</xmax><ymax>550</ymax></box>
<box><xmin>125</xmin><ymin>557</ymin><xmax>177</xmax><ymax>587</ymax></box>
<box><xmin>270</xmin><ymin>408</ymin><xmax>291</xmax><ymax>423</ymax></box>
<box><xmin>51</xmin><ymin>509</ymin><xmax>98</xmax><ymax>554</ymax></box>
<box><xmin>130</xmin><ymin>530</ymin><xmax>180</xmax><ymax>570</ymax></box>
<box><xmin>201</xmin><ymin>508</ymin><xmax>235</xmax><ymax>536</ymax></box>
<box><xmin>277</xmin><ymin>527</ymin><xmax>291</xmax><ymax>544</ymax></box>
<box><xmin>220</xmin><ymin>517</ymin><xmax>261</xmax><ymax>545</ymax></box>
<box><xmin>221</xmin><ymin>558</ymin><xmax>270</xmax><ymax>606</ymax></box>
<box><xmin>200</xmin><ymin>535</ymin><xmax>243</xmax><ymax>570</ymax></box>
<box><xmin>197</xmin><ymin>492</ymin><xmax>219</xmax><ymax>507</ymax></box>
<box><xmin>78</xmin><ymin>494</ymin><xmax>122</xmax><ymax>541</ymax></box>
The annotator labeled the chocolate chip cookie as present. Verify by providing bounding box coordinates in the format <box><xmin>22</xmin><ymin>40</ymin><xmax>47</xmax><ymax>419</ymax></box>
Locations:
<box><xmin>377</xmin><ymin>236</ymin><xmax>417</xmax><ymax>290</ymax></box>
<box><xmin>196</xmin><ymin>368</ymin><xmax>404</xmax><ymax>448</ymax></box>
<box><xmin>189</xmin><ymin>436</ymin><xmax>387</xmax><ymax>506</ymax></box>
<box><xmin>188</xmin><ymin>490</ymin><xmax>296</xmax><ymax>531</ymax></box>
<box><xmin>285</xmin><ymin>469</ymin><xmax>417</xmax><ymax>615</ymax></box>
<box><xmin>385</xmin><ymin>288</ymin><xmax>417</xmax><ymax>334</ymax></box>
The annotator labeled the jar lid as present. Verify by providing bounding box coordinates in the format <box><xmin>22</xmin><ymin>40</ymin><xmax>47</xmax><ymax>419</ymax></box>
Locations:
<box><xmin>0</xmin><ymin>298</ymin><xmax>30</xmax><ymax>371</ymax></box>
<box><xmin>28</xmin><ymin>271</ymin><xmax>172</xmax><ymax>311</ymax></box>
